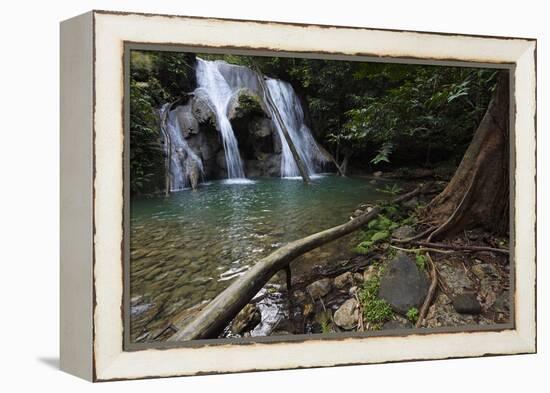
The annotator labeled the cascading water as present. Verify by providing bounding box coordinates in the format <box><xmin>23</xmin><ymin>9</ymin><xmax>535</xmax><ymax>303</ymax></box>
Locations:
<box><xmin>195</xmin><ymin>59</ymin><xmax>247</xmax><ymax>180</ymax></box>
<box><xmin>264</xmin><ymin>79</ymin><xmax>324</xmax><ymax>178</ymax></box>
<box><xmin>161</xmin><ymin>104</ymin><xmax>204</xmax><ymax>191</ymax></box>
<box><xmin>161</xmin><ymin>58</ymin><xmax>326</xmax><ymax>188</ymax></box>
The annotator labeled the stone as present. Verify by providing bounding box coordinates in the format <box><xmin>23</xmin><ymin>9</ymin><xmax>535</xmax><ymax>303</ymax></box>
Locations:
<box><xmin>334</xmin><ymin>272</ymin><xmax>353</xmax><ymax>289</ymax></box>
<box><xmin>306</xmin><ymin>278</ymin><xmax>332</xmax><ymax>299</ymax></box>
<box><xmin>363</xmin><ymin>265</ymin><xmax>378</xmax><ymax>282</ymax></box>
<box><xmin>333</xmin><ymin>298</ymin><xmax>359</xmax><ymax>330</ymax></box>
<box><xmin>452</xmin><ymin>293</ymin><xmax>482</xmax><ymax>314</ymax></box>
<box><xmin>379</xmin><ymin>253</ymin><xmax>429</xmax><ymax>315</ymax></box>
<box><xmin>231</xmin><ymin>304</ymin><xmax>262</xmax><ymax>334</ymax></box>
<box><xmin>373</xmin><ymin>171</ymin><xmax>383</xmax><ymax>177</ymax></box>
<box><xmin>392</xmin><ymin>225</ymin><xmax>416</xmax><ymax>240</ymax></box>
<box><xmin>353</xmin><ymin>273</ymin><xmax>364</xmax><ymax>283</ymax></box>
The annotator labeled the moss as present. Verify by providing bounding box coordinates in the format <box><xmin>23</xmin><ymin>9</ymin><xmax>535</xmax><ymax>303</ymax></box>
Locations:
<box><xmin>358</xmin><ymin>275</ymin><xmax>394</xmax><ymax>330</ymax></box>
<box><xmin>236</xmin><ymin>91</ymin><xmax>264</xmax><ymax>117</ymax></box>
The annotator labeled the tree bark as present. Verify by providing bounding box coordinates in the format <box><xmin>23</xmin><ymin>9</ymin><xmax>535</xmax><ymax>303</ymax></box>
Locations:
<box><xmin>424</xmin><ymin>72</ymin><xmax>510</xmax><ymax>238</ymax></box>
<box><xmin>170</xmin><ymin>186</ymin><xmax>424</xmax><ymax>341</ymax></box>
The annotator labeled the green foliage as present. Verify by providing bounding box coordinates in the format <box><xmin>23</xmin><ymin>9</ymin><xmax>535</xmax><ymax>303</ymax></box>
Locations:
<box><xmin>371</xmin><ymin>142</ymin><xmax>393</xmax><ymax>165</ymax></box>
<box><xmin>406</xmin><ymin>307</ymin><xmax>419</xmax><ymax>324</ymax></box>
<box><xmin>415</xmin><ymin>254</ymin><xmax>427</xmax><ymax>271</ymax></box>
<box><xmin>354</xmin><ymin>213</ymin><xmax>397</xmax><ymax>254</ymax></box>
<box><xmin>339</xmin><ymin>66</ymin><xmax>498</xmax><ymax>166</ymax></box>
<box><xmin>235</xmin><ymin>91</ymin><xmax>264</xmax><ymax>117</ymax></box>
<box><xmin>376</xmin><ymin>183</ymin><xmax>403</xmax><ymax>195</ymax></box>
<box><xmin>358</xmin><ymin>275</ymin><xmax>394</xmax><ymax>329</ymax></box>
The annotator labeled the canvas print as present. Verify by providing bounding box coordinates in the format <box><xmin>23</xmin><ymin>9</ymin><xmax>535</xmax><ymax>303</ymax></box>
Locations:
<box><xmin>127</xmin><ymin>50</ymin><xmax>511</xmax><ymax>345</ymax></box>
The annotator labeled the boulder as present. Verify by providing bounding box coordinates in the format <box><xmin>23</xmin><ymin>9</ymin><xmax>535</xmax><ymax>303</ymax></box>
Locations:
<box><xmin>173</xmin><ymin>104</ymin><xmax>199</xmax><ymax>138</ymax></box>
<box><xmin>333</xmin><ymin>298</ymin><xmax>359</xmax><ymax>330</ymax></box>
<box><xmin>306</xmin><ymin>278</ymin><xmax>332</xmax><ymax>299</ymax></box>
<box><xmin>452</xmin><ymin>293</ymin><xmax>482</xmax><ymax>314</ymax></box>
<box><xmin>379</xmin><ymin>253</ymin><xmax>429</xmax><ymax>315</ymax></box>
<box><xmin>392</xmin><ymin>225</ymin><xmax>416</xmax><ymax>240</ymax></box>
<box><xmin>191</xmin><ymin>91</ymin><xmax>216</xmax><ymax>124</ymax></box>
<box><xmin>227</xmin><ymin>88</ymin><xmax>265</xmax><ymax>120</ymax></box>
<box><xmin>231</xmin><ymin>304</ymin><xmax>261</xmax><ymax>334</ymax></box>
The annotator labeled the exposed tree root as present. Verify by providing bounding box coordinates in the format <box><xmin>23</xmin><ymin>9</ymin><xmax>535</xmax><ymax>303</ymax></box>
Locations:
<box><xmin>415</xmin><ymin>252</ymin><xmax>437</xmax><ymax>328</ymax></box>
<box><xmin>413</xmin><ymin>241</ymin><xmax>509</xmax><ymax>255</ymax></box>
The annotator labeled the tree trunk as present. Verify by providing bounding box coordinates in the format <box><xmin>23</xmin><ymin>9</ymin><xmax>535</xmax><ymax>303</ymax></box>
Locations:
<box><xmin>424</xmin><ymin>72</ymin><xmax>509</xmax><ymax>238</ymax></box>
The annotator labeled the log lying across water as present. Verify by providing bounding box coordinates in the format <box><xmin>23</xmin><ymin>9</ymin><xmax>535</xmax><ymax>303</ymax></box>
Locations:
<box><xmin>171</xmin><ymin>186</ymin><xmax>424</xmax><ymax>341</ymax></box>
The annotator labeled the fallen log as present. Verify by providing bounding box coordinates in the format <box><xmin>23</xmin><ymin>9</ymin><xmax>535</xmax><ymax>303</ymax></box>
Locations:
<box><xmin>171</xmin><ymin>186</ymin><xmax>425</xmax><ymax>341</ymax></box>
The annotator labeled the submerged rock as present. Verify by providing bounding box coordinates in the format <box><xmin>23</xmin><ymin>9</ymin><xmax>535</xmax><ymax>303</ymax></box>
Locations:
<box><xmin>379</xmin><ymin>253</ymin><xmax>429</xmax><ymax>315</ymax></box>
<box><xmin>452</xmin><ymin>293</ymin><xmax>482</xmax><ymax>314</ymax></box>
<box><xmin>333</xmin><ymin>298</ymin><xmax>359</xmax><ymax>330</ymax></box>
<box><xmin>231</xmin><ymin>304</ymin><xmax>261</xmax><ymax>334</ymax></box>
<box><xmin>306</xmin><ymin>278</ymin><xmax>332</xmax><ymax>299</ymax></box>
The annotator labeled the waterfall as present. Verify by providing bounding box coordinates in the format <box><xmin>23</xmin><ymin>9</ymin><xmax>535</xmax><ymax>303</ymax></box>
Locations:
<box><xmin>195</xmin><ymin>59</ymin><xmax>247</xmax><ymax>180</ymax></box>
<box><xmin>264</xmin><ymin>79</ymin><xmax>323</xmax><ymax>178</ymax></box>
<box><xmin>160</xmin><ymin>58</ymin><xmax>326</xmax><ymax>187</ymax></box>
<box><xmin>161</xmin><ymin>104</ymin><xmax>204</xmax><ymax>191</ymax></box>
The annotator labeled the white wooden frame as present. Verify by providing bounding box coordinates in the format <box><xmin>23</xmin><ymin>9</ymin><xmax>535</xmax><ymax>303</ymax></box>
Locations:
<box><xmin>60</xmin><ymin>10</ymin><xmax>536</xmax><ymax>381</ymax></box>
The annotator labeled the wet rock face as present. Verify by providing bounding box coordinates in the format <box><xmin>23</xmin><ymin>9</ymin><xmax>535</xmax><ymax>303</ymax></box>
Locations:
<box><xmin>379</xmin><ymin>253</ymin><xmax>429</xmax><ymax>315</ymax></box>
<box><xmin>173</xmin><ymin>104</ymin><xmax>199</xmax><ymax>138</ymax></box>
<box><xmin>333</xmin><ymin>298</ymin><xmax>359</xmax><ymax>330</ymax></box>
<box><xmin>231</xmin><ymin>303</ymin><xmax>261</xmax><ymax>334</ymax></box>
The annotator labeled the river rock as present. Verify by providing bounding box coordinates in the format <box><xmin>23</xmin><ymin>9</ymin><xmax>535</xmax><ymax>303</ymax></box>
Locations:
<box><xmin>334</xmin><ymin>272</ymin><xmax>353</xmax><ymax>289</ymax></box>
<box><xmin>452</xmin><ymin>293</ymin><xmax>482</xmax><ymax>314</ymax></box>
<box><xmin>231</xmin><ymin>304</ymin><xmax>261</xmax><ymax>334</ymax></box>
<box><xmin>333</xmin><ymin>298</ymin><xmax>359</xmax><ymax>330</ymax></box>
<box><xmin>363</xmin><ymin>265</ymin><xmax>378</xmax><ymax>282</ymax></box>
<box><xmin>379</xmin><ymin>253</ymin><xmax>429</xmax><ymax>315</ymax></box>
<box><xmin>392</xmin><ymin>225</ymin><xmax>416</xmax><ymax>240</ymax></box>
<box><xmin>306</xmin><ymin>278</ymin><xmax>332</xmax><ymax>299</ymax></box>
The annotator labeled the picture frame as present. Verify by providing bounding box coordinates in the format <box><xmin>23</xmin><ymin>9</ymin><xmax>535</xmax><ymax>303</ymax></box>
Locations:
<box><xmin>60</xmin><ymin>10</ymin><xmax>536</xmax><ymax>381</ymax></box>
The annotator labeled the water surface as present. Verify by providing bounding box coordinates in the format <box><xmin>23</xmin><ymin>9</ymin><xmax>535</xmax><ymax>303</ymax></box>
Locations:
<box><xmin>130</xmin><ymin>175</ymin><xmax>392</xmax><ymax>341</ymax></box>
